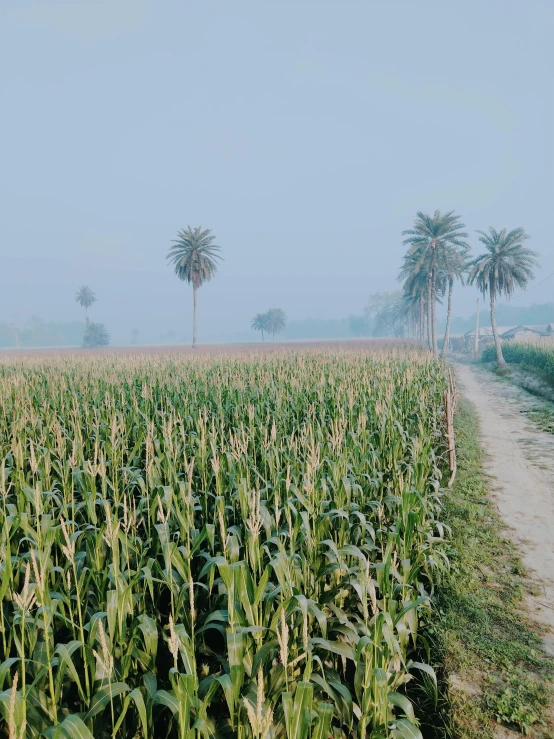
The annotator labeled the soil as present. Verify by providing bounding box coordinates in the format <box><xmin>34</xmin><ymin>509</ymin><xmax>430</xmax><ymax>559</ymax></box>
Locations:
<box><xmin>0</xmin><ymin>338</ymin><xmax>412</xmax><ymax>358</ymax></box>
<box><xmin>456</xmin><ymin>363</ymin><xmax>554</xmax><ymax>655</ymax></box>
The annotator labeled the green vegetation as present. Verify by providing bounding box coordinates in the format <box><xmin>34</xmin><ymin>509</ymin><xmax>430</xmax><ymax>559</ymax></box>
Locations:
<box><xmin>75</xmin><ymin>285</ymin><xmax>97</xmax><ymax>318</ymax></box>
<box><xmin>469</xmin><ymin>229</ymin><xmax>539</xmax><ymax>366</ymax></box>
<box><xmin>265</xmin><ymin>308</ymin><xmax>287</xmax><ymax>341</ymax></box>
<box><xmin>167</xmin><ymin>227</ymin><xmax>222</xmax><ymax>348</ymax></box>
<box><xmin>400</xmin><ymin>210</ymin><xmax>469</xmax><ymax>354</ymax></box>
<box><xmin>0</xmin><ymin>349</ymin><xmax>450</xmax><ymax>737</ymax></box>
<box><xmin>83</xmin><ymin>321</ymin><xmax>111</xmax><ymax>348</ymax></box>
<box><xmin>520</xmin><ymin>406</ymin><xmax>554</xmax><ymax>435</ymax></box>
<box><xmin>482</xmin><ymin>339</ymin><xmax>554</xmax><ymax>381</ymax></box>
<box><xmin>432</xmin><ymin>398</ymin><xmax>553</xmax><ymax>737</ymax></box>
<box><xmin>250</xmin><ymin>310</ymin><xmax>287</xmax><ymax>342</ymax></box>
<box><xmin>251</xmin><ymin>313</ymin><xmax>270</xmax><ymax>341</ymax></box>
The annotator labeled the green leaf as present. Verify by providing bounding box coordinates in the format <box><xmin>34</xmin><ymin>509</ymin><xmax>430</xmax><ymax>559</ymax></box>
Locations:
<box><xmin>309</xmin><ymin>637</ymin><xmax>355</xmax><ymax>662</ymax></box>
<box><xmin>289</xmin><ymin>682</ymin><xmax>314</xmax><ymax>739</ymax></box>
<box><xmin>137</xmin><ymin>614</ymin><xmax>158</xmax><ymax>663</ymax></box>
<box><xmin>216</xmin><ymin>674</ymin><xmax>235</xmax><ymax>725</ymax></box>
<box><xmin>59</xmin><ymin>715</ymin><xmax>96</xmax><ymax>739</ymax></box>
<box><xmin>408</xmin><ymin>661</ymin><xmax>437</xmax><ymax>687</ymax></box>
<box><xmin>388</xmin><ymin>692</ymin><xmax>415</xmax><ymax>722</ymax></box>
<box><xmin>85</xmin><ymin>682</ymin><xmax>130</xmax><ymax>719</ymax></box>
<box><xmin>0</xmin><ymin>552</ymin><xmax>12</xmax><ymax>601</ymax></box>
<box><xmin>0</xmin><ymin>658</ymin><xmax>19</xmax><ymax>691</ymax></box>
<box><xmin>114</xmin><ymin>688</ymin><xmax>148</xmax><ymax>738</ymax></box>
<box><xmin>55</xmin><ymin>643</ymin><xmax>86</xmax><ymax>703</ymax></box>
<box><xmin>153</xmin><ymin>689</ymin><xmax>179</xmax><ymax>715</ymax></box>
<box><xmin>391</xmin><ymin>718</ymin><xmax>423</xmax><ymax>739</ymax></box>
<box><xmin>312</xmin><ymin>702</ymin><xmax>333</xmax><ymax>739</ymax></box>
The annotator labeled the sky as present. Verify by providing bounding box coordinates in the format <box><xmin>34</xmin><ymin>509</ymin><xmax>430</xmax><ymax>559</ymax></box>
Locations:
<box><xmin>1</xmin><ymin>0</ymin><xmax>553</xmax><ymax>343</ymax></box>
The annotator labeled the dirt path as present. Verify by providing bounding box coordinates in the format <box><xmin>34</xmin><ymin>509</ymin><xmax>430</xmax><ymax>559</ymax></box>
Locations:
<box><xmin>456</xmin><ymin>363</ymin><xmax>554</xmax><ymax>652</ymax></box>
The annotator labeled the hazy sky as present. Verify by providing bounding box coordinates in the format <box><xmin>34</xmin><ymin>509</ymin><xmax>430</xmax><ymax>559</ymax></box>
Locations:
<box><xmin>2</xmin><ymin>1</ymin><xmax>553</xmax><ymax>343</ymax></box>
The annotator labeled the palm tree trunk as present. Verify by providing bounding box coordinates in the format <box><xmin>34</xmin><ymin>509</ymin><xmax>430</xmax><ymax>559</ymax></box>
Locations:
<box><xmin>192</xmin><ymin>285</ymin><xmax>197</xmax><ymax>348</ymax></box>
<box><xmin>441</xmin><ymin>278</ymin><xmax>453</xmax><ymax>357</ymax></box>
<box><xmin>490</xmin><ymin>290</ymin><xmax>505</xmax><ymax>366</ymax></box>
<box><xmin>261</xmin><ymin>329</ymin><xmax>264</xmax><ymax>342</ymax></box>
<box><xmin>431</xmin><ymin>270</ymin><xmax>438</xmax><ymax>355</ymax></box>
<box><xmin>419</xmin><ymin>296</ymin><xmax>425</xmax><ymax>346</ymax></box>
<box><xmin>426</xmin><ymin>279</ymin><xmax>433</xmax><ymax>350</ymax></box>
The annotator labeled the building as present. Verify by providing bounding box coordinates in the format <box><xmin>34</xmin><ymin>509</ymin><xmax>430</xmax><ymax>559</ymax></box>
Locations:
<box><xmin>462</xmin><ymin>326</ymin><xmax>515</xmax><ymax>351</ymax></box>
<box><xmin>454</xmin><ymin>322</ymin><xmax>554</xmax><ymax>354</ymax></box>
<box><xmin>500</xmin><ymin>325</ymin><xmax>543</xmax><ymax>341</ymax></box>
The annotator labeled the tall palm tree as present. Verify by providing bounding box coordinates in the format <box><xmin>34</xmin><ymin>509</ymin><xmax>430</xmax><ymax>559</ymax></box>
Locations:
<box><xmin>251</xmin><ymin>312</ymin><xmax>269</xmax><ymax>342</ymax></box>
<box><xmin>75</xmin><ymin>285</ymin><xmax>97</xmax><ymax>321</ymax></box>
<box><xmin>438</xmin><ymin>244</ymin><xmax>470</xmax><ymax>356</ymax></box>
<box><xmin>468</xmin><ymin>228</ymin><xmax>538</xmax><ymax>366</ymax></box>
<box><xmin>167</xmin><ymin>227</ymin><xmax>222</xmax><ymax>348</ymax></box>
<box><xmin>265</xmin><ymin>308</ymin><xmax>287</xmax><ymax>342</ymax></box>
<box><xmin>400</xmin><ymin>257</ymin><xmax>432</xmax><ymax>347</ymax></box>
<box><xmin>396</xmin><ymin>292</ymin><xmax>422</xmax><ymax>340</ymax></box>
<box><xmin>402</xmin><ymin>211</ymin><xmax>468</xmax><ymax>354</ymax></box>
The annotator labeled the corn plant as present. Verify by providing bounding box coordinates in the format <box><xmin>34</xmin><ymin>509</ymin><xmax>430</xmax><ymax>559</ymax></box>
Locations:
<box><xmin>482</xmin><ymin>338</ymin><xmax>554</xmax><ymax>379</ymax></box>
<box><xmin>0</xmin><ymin>348</ymin><xmax>449</xmax><ymax>738</ymax></box>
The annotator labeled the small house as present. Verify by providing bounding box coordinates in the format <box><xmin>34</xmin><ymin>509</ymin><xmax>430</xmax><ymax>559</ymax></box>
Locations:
<box><xmin>500</xmin><ymin>325</ymin><xmax>543</xmax><ymax>341</ymax></box>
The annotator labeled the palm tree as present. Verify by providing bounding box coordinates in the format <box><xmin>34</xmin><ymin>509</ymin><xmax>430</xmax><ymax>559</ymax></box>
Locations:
<box><xmin>266</xmin><ymin>308</ymin><xmax>287</xmax><ymax>342</ymax></box>
<box><xmin>438</xmin><ymin>244</ymin><xmax>470</xmax><ymax>356</ymax></box>
<box><xmin>251</xmin><ymin>312</ymin><xmax>269</xmax><ymax>342</ymax></box>
<box><xmin>402</xmin><ymin>211</ymin><xmax>468</xmax><ymax>354</ymax></box>
<box><xmin>400</xmin><ymin>261</ymin><xmax>430</xmax><ymax>347</ymax></box>
<box><xmin>395</xmin><ymin>292</ymin><xmax>421</xmax><ymax>340</ymax></box>
<box><xmin>75</xmin><ymin>285</ymin><xmax>97</xmax><ymax>321</ymax></box>
<box><xmin>83</xmin><ymin>322</ymin><xmax>110</xmax><ymax>348</ymax></box>
<box><xmin>468</xmin><ymin>228</ymin><xmax>538</xmax><ymax>366</ymax></box>
<box><xmin>167</xmin><ymin>227</ymin><xmax>222</xmax><ymax>348</ymax></box>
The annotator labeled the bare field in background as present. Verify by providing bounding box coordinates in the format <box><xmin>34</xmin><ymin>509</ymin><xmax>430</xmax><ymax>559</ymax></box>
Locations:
<box><xmin>0</xmin><ymin>337</ymin><xmax>417</xmax><ymax>358</ymax></box>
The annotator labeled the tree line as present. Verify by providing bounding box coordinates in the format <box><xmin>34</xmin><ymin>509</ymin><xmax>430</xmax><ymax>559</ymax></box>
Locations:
<box><xmin>76</xmin><ymin>215</ymin><xmax>540</xmax><ymax>358</ymax></box>
<box><xmin>397</xmin><ymin>210</ymin><xmax>539</xmax><ymax>366</ymax></box>
<box><xmin>251</xmin><ymin>309</ymin><xmax>287</xmax><ymax>342</ymax></box>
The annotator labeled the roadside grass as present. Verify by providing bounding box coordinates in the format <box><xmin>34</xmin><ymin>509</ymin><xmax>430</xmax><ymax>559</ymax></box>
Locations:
<box><xmin>479</xmin><ymin>359</ymin><xmax>554</xmax><ymax>436</ymax></box>
<box><xmin>519</xmin><ymin>405</ymin><xmax>554</xmax><ymax>435</ymax></box>
<box><xmin>431</xmin><ymin>397</ymin><xmax>554</xmax><ymax>737</ymax></box>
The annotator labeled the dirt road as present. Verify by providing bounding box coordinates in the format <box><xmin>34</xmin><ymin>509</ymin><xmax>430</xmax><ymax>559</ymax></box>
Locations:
<box><xmin>456</xmin><ymin>363</ymin><xmax>554</xmax><ymax>652</ymax></box>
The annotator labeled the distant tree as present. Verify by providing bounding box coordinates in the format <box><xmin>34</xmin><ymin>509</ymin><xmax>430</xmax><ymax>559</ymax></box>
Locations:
<box><xmin>131</xmin><ymin>328</ymin><xmax>139</xmax><ymax>345</ymax></box>
<box><xmin>83</xmin><ymin>322</ymin><xmax>110</xmax><ymax>348</ymax></box>
<box><xmin>399</xmin><ymin>269</ymin><xmax>429</xmax><ymax>346</ymax></box>
<box><xmin>167</xmin><ymin>227</ymin><xmax>222</xmax><ymax>348</ymax></box>
<box><xmin>437</xmin><ymin>244</ymin><xmax>470</xmax><ymax>356</ymax></box>
<box><xmin>266</xmin><ymin>308</ymin><xmax>287</xmax><ymax>342</ymax></box>
<box><xmin>468</xmin><ymin>227</ymin><xmax>538</xmax><ymax>366</ymax></box>
<box><xmin>75</xmin><ymin>285</ymin><xmax>97</xmax><ymax>320</ymax></box>
<box><xmin>251</xmin><ymin>312</ymin><xmax>270</xmax><ymax>341</ymax></box>
<box><xmin>365</xmin><ymin>292</ymin><xmax>406</xmax><ymax>337</ymax></box>
<box><xmin>402</xmin><ymin>211</ymin><xmax>468</xmax><ymax>353</ymax></box>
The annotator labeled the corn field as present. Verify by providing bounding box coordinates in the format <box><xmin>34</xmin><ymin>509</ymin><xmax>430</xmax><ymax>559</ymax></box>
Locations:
<box><xmin>482</xmin><ymin>338</ymin><xmax>554</xmax><ymax>379</ymax></box>
<box><xmin>0</xmin><ymin>350</ymin><xmax>450</xmax><ymax>738</ymax></box>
